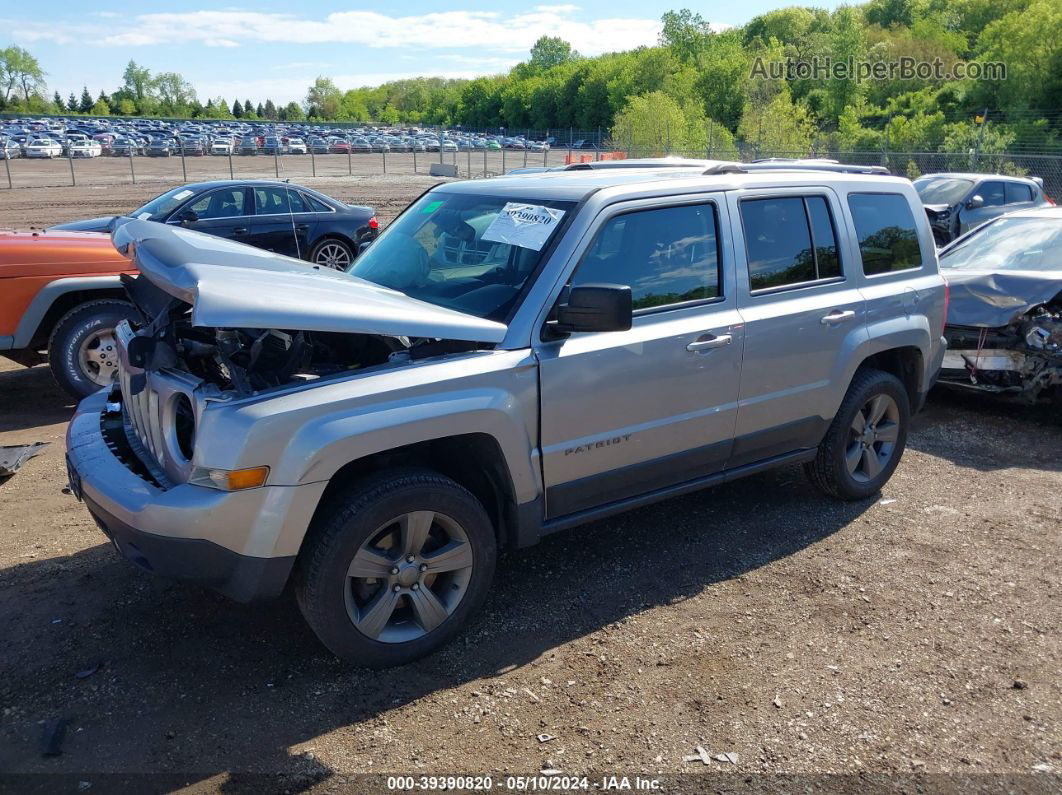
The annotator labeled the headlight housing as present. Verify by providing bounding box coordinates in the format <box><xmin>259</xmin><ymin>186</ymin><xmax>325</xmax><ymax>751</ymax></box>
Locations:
<box><xmin>188</xmin><ymin>466</ymin><xmax>270</xmax><ymax>491</ymax></box>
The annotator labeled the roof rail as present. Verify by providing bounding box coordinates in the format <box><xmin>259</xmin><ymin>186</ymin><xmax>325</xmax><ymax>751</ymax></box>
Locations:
<box><xmin>703</xmin><ymin>161</ymin><xmax>891</xmax><ymax>176</ymax></box>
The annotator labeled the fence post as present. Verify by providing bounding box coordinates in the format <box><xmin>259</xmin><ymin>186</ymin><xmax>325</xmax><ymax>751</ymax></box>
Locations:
<box><xmin>229</xmin><ymin>150</ymin><xmax>234</xmax><ymax>179</ymax></box>
<box><xmin>707</xmin><ymin>121</ymin><xmax>714</xmax><ymax>159</ymax></box>
<box><xmin>523</xmin><ymin>146</ymin><xmax>528</xmax><ymax>168</ymax></box>
<box><xmin>274</xmin><ymin>151</ymin><xmax>279</xmax><ymax>178</ymax></box>
<box><xmin>180</xmin><ymin>147</ymin><xmax>187</xmax><ymax>182</ymax></box>
<box><xmin>382</xmin><ymin>149</ymin><xmax>386</xmax><ymax>174</ymax></box>
<box><xmin>467</xmin><ymin>148</ymin><xmax>471</xmax><ymax>177</ymax></box>
<box><xmin>347</xmin><ymin>148</ymin><xmax>352</xmax><ymax>176</ymax></box>
<box><xmin>596</xmin><ymin>127</ymin><xmax>601</xmax><ymax>161</ymax></box>
<box><xmin>973</xmin><ymin>108</ymin><xmax>989</xmax><ymax>168</ymax></box>
<box><xmin>483</xmin><ymin>148</ymin><xmax>487</xmax><ymax>178</ymax></box>
<box><xmin>502</xmin><ymin>146</ymin><xmax>506</xmax><ymax>174</ymax></box>
<box><xmin>413</xmin><ymin>148</ymin><xmax>417</xmax><ymax>174</ymax></box>
<box><xmin>128</xmin><ymin>151</ymin><xmax>136</xmax><ymax>184</ymax></box>
<box><xmin>68</xmin><ymin>150</ymin><xmax>76</xmax><ymax>187</ymax></box>
<box><xmin>3</xmin><ymin>153</ymin><xmax>11</xmax><ymax>189</ymax></box>
<box><xmin>311</xmin><ymin>149</ymin><xmax>316</xmax><ymax>177</ymax></box>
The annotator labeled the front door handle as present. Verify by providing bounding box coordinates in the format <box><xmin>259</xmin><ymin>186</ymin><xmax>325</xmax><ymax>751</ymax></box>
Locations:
<box><xmin>820</xmin><ymin>310</ymin><xmax>856</xmax><ymax>326</ymax></box>
<box><xmin>232</xmin><ymin>226</ymin><xmax>248</xmax><ymax>235</ymax></box>
<box><xmin>687</xmin><ymin>334</ymin><xmax>732</xmax><ymax>352</ymax></box>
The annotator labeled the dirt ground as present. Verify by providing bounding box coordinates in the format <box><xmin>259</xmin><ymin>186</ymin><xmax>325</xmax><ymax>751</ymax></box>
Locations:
<box><xmin>0</xmin><ymin>172</ymin><xmax>446</xmax><ymax>230</ymax></box>
<box><xmin>0</xmin><ymin>149</ymin><xmax>554</xmax><ymax>191</ymax></box>
<box><xmin>0</xmin><ymin>180</ymin><xmax>1060</xmax><ymax>791</ymax></box>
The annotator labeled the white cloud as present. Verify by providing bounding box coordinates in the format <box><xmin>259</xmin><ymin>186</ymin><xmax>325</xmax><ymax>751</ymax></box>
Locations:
<box><xmin>6</xmin><ymin>7</ymin><xmax>663</xmax><ymax>56</ymax></box>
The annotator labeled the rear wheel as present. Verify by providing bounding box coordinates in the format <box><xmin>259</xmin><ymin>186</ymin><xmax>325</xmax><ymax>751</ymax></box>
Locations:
<box><xmin>804</xmin><ymin>368</ymin><xmax>910</xmax><ymax>500</ymax></box>
<box><xmin>295</xmin><ymin>469</ymin><xmax>497</xmax><ymax>667</ymax></box>
<box><xmin>47</xmin><ymin>299</ymin><xmax>135</xmax><ymax>399</ymax></box>
<box><xmin>310</xmin><ymin>238</ymin><xmax>354</xmax><ymax>269</ymax></box>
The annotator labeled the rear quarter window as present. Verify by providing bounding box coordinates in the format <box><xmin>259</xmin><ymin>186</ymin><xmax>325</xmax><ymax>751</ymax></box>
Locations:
<box><xmin>847</xmin><ymin>193</ymin><xmax>923</xmax><ymax>275</ymax></box>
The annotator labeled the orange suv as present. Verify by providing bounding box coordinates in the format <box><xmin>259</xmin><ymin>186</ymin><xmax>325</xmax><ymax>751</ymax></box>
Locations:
<box><xmin>0</xmin><ymin>229</ymin><xmax>136</xmax><ymax>397</ymax></box>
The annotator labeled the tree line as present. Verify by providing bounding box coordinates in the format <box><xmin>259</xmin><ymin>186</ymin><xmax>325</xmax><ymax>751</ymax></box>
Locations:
<box><xmin>2</xmin><ymin>0</ymin><xmax>1060</xmax><ymax>160</ymax></box>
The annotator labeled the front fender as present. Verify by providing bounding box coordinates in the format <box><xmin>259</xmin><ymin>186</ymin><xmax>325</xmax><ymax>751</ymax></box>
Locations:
<box><xmin>196</xmin><ymin>350</ymin><xmax>541</xmax><ymax>505</ymax></box>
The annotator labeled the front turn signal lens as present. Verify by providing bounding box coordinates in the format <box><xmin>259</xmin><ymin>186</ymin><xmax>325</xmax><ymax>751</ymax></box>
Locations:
<box><xmin>190</xmin><ymin>466</ymin><xmax>269</xmax><ymax>491</ymax></box>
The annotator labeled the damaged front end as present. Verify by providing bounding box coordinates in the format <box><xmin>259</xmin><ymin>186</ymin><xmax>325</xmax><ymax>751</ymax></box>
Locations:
<box><xmin>104</xmin><ymin>219</ymin><xmax>507</xmax><ymax>487</ymax></box>
<box><xmin>941</xmin><ymin>302</ymin><xmax>1062</xmax><ymax>402</ymax></box>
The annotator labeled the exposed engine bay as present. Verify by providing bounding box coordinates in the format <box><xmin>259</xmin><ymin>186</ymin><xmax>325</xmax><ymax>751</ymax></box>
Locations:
<box><xmin>941</xmin><ymin>299</ymin><xmax>1062</xmax><ymax>401</ymax></box>
<box><xmin>121</xmin><ymin>273</ymin><xmax>477</xmax><ymax>396</ymax></box>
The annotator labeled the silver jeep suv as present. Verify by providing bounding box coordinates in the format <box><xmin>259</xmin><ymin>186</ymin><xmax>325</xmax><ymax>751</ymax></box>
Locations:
<box><xmin>66</xmin><ymin>164</ymin><xmax>947</xmax><ymax>666</ymax></box>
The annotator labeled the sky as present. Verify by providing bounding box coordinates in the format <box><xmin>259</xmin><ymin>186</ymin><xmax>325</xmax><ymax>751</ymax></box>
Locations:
<box><xmin>3</xmin><ymin>1</ymin><xmax>846</xmax><ymax>106</ymax></box>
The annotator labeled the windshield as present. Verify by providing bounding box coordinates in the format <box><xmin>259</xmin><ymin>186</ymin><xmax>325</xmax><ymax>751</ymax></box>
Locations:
<box><xmin>348</xmin><ymin>191</ymin><xmax>574</xmax><ymax>322</ymax></box>
<box><xmin>940</xmin><ymin>216</ymin><xmax>1062</xmax><ymax>272</ymax></box>
<box><xmin>914</xmin><ymin>177</ymin><xmax>974</xmax><ymax>206</ymax></box>
<box><xmin>131</xmin><ymin>186</ymin><xmax>198</xmax><ymax>219</ymax></box>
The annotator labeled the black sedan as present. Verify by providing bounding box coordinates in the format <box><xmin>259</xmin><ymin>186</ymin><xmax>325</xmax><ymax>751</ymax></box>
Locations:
<box><xmin>49</xmin><ymin>180</ymin><xmax>379</xmax><ymax>268</ymax></box>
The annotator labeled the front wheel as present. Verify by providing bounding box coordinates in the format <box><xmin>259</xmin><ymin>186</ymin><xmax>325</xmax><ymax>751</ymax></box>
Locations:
<box><xmin>804</xmin><ymin>368</ymin><xmax>910</xmax><ymax>501</ymax></box>
<box><xmin>295</xmin><ymin>469</ymin><xmax>497</xmax><ymax>667</ymax></box>
<box><xmin>47</xmin><ymin>299</ymin><xmax>136</xmax><ymax>399</ymax></box>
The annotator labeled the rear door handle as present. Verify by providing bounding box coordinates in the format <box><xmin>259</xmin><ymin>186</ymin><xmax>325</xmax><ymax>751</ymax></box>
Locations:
<box><xmin>820</xmin><ymin>310</ymin><xmax>856</xmax><ymax>325</ymax></box>
<box><xmin>232</xmin><ymin>226</ymin><xmax>248</xmax><ymax>235</ymax></box>
<box><xmin>295</xmin><ymin>224</ymin><xmax>309</xmax><ymax>232</ymax></box>
<box><xmin>687</xmin><ymin>334</ymin><xmax>732</xmax><ymax>352</ymax></box>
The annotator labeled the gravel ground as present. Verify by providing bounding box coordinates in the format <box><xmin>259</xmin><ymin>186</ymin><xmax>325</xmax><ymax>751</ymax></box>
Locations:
<box><xmin>0</xmin><ymin>179</ymin><xmax>1060</xmax><ymax>791</ymax></box>
<box><xmin>0</xmin><ymin>172</ymin><xmax>444</xmax><ymax>230</ymax></box>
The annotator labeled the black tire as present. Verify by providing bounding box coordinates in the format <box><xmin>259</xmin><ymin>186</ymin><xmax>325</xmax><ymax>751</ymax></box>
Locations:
<box><xmin>309</xmin><ymin>237</ymin><xmax>354</xmax><ymax>269</ymax></box>
<box><xmin>804</xmin><ymin>368</ymin><xmax>911</xmax><ymax>501</ymax></box>
<box><xmin>295</xmin><ymin>468</ymin><xmax>497</xmax><ymax>668</ymax></box>
<box><xmin>47</xmin><ymin>299</ymin><xmax>135</xmax><ymax>399</ymax></box>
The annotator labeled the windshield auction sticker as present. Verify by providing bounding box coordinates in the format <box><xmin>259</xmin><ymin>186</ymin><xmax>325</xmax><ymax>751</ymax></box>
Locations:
<box><xmin>482</xmin><ymin>203</ymin><xmax>565</xmax><ymax>251</ymax></box>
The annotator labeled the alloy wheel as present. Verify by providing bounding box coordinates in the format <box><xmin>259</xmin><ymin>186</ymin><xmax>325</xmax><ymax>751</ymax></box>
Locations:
<box><xmin>345</xmin><ymin>511</ymin><xmax>474</xmax><ymax>643</ymax></box>
<box><xmin>315</xmin><ymin>242</ymin><xmax>352</xmax><ymax>270</ymax></box>
<box><xmin>845</xmin><ymin>394</ymin><xmax>900</xmax><ymax>482</ymax></box>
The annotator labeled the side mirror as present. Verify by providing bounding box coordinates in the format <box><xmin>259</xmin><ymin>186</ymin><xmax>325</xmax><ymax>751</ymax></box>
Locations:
<box><xmin>549</xmin><ymin>284</ymin><xmax>632</xmax><ymax>336</ymax></box>
<box><xmin>177</xmin><ymin>210</ymin><xmax>198</xmax><ymax>227</ymax></box>
<box><xmin>966</xmin><ymin>195</ymin><xmax>984</xmax><ymax>209</ymax></box>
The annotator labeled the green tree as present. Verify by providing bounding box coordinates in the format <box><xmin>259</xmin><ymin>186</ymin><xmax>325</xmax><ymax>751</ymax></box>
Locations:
<box><xmin>738</xmin><ymin>85</ymin><xmax>815</xmax><ymax>156</ymax></box>
<box><xmin>90</xmin><ymin>98</ymin><xmax>110</xmax><ymax>116</ymax></box>
<box><xmin>263</xmin><ymin>99</ymin><xmax>277</xmax><ymax>119</ymax></box>
<box><xmin>232</xmin><ymin>99</ymin><xmax>243</xmax><ymax>117</ymax></box>
<box><xmin>256</xmin><ymin>102</ymin><xmax>265</xmax><ymax>117</ymax></box>
<box><xmin>306</xmin><ymin>77</ymin><xmax>342</xmax><ymax>119</ymax></box>
<box><xmin>660</xmin><ymin>8</ymin><xmax>714</xmax><ymax>62</ymax></box>
<box><xmin>611</xmin><ymin>90</ymin><xmax>711</xmax><ymax>156</ymax></box>
<box><xmin>154</xmin><ymin>72</ymin><xmax>196</xmax><ymax>115</ymax></box>
<box><xmin>0</xmin><ymin>46</ymin><xmax>47</xmax><ymax>104</ymax></box>
<box><xmin>67</xmin><ymin>91</ymin><xmax>77</xmax><ymax>112</ymax></box>
<box><xmin>121</xmin><ymin>60</ymin><xmax>153</xmax><ymax>105</ymax></box>
<box><xmin>528</xmin><ymin>36</ymin><xmax>579</xmax><ymax>71</ymax></box>
<box><xmin>53</xmin><ymin>90</ymin><xmax>65</xmax><ymax>111</ymax></box>
<box><xmin>79</xmin><ymin>86</ymin><xmax>94</xmax><ymax>113</ymax></box>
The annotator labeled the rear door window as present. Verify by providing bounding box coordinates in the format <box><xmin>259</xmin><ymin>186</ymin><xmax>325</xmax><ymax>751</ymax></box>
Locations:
<box><xmin>739</xmin><ymin>196</ymin><xmax>842</xmax><ymax>290</ymax></box>
<box><xmin>1005</xmin><ymin>182</ymin><xmax>1034</xmax><ymax>204</ymax></box>
<box><xmin>847</xmin><ymin>193</ymin><xmax>923</xmax><ymax>275</ymax></box>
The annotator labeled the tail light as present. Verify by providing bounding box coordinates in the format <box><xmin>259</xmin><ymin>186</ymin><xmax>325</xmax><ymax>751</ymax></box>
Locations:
<box><xmin>368</xmin><ymin>216</ymin><xmax>379</xmax><ymax>230</ymax></box>
<box><xmin>941</xmin><ymin>281</ymin><xmax>950</xmax><ymax>336</ymax></box>
<box><xmin>1046</xmin><ymin>195</ymin><xmax>1056</xmax><ymax>206</ymax></box>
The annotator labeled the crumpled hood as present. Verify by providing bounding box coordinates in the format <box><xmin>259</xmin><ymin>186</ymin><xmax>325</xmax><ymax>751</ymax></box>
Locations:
<box><xmin>111</xmin><ymin>219</ymin><xmax>507</xmax><ymax>343</ymax></box>
<box><xmin>942</xmin><ymin>269</ymin><xmax>1062</xmax><ymax>327</ymax></box>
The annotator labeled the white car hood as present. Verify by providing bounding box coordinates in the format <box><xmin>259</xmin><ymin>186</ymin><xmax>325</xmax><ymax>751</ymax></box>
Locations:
<box><xmin>111</xmin><ymin>219</ymin><xmax>507</xmax><ymax>343</ymax></box>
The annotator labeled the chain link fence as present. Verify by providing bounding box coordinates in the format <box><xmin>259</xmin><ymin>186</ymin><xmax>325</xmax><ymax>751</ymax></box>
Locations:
<box><xmin>3</xmin><ymin>142</ymin><xmax>1061</xmax><ymax>200</ymax></box>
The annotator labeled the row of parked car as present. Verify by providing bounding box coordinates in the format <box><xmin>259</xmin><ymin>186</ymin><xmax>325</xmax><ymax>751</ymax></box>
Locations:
<box><xmin>0</xmin><ymin>117</ymin><xmax>553</xmax><ymax>162</ymax></box>
<box><xmin>1</xmin><ymin>157</ymin><xmax>1058</xmax><ymax>669</ymax></box>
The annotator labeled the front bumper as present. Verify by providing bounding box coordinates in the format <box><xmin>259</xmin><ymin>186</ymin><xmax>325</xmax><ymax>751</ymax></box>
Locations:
<box><xmin>65</xmin><ymin>390</ymin><xmax>327</xmax><ymax>602</ymax></box>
